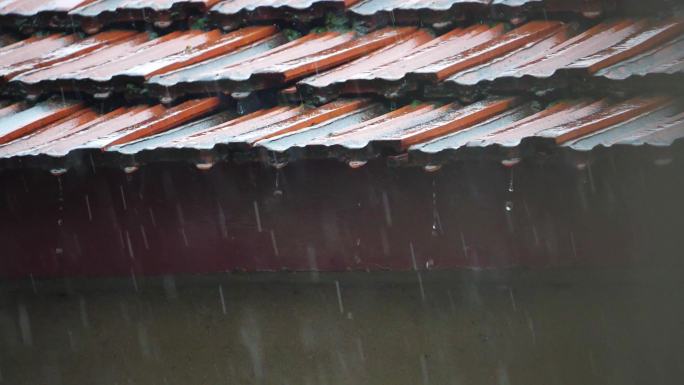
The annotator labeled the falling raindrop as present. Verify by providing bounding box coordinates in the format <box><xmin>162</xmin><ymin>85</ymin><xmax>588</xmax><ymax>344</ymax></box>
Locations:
<box><xmin>125</xmin><ymin>230</ymin><xmax>135</xmax><ymax>260</ymax></box>
<box><xmin>84</xmin><ymin>194</ymin><xmax>92</xmax><ymax>222</ymax></box>
<box><xmin>148</xmin><ymin>208</ymin><xmax>157</xmax><ymax>228</ymax></box>
<box><xmin>219</xmin><ymin>285</ymin><xmax>227</xmax><ymax>315</ymax></box>
<box><xmin>79</xmin><ymin>296</ymin><xmax>90</xmax><ymax>328</ymax></box>
<box><xmin>416</xmin><ymin>272</ymin><xmax>426</xmax><ymax>302</ymax></box>
<box><xmin>335</xmin><ymin>280</ymin><xmax>344</xmax><ymax>314</ymax></box>
<box><xmin>356</xmin><ymin>338</ymin><xmax>366</xmax><ymax>361</ymax></box>
<box><xmin>431</xmin><ymin>178</ymin><xmax>441</xmax><ymax>237</ymax></box>
<box><xmin>240</xmin><ymin>310</ymin><xmax>264</xmax><ymax>382</ymax></box>
<box><xmin>460</xmin><ymin>232</ymin><xmax>468</xmax><ymax>258</ymax></box>
<box><xmin>88</xmin><ymin>154</ymin><xmax>97</xmax><ymax>175</ymax></box>
<box><xmin>353</xmin><ymin>237</ymin><xmax>362</xmax><ymax>264</ymax></box>
<box><xmin>253</xmin><ymin>201</ymin><xmax>262</xmax><ymax>232</ymax></box>
<box><xmin>119</xmin><ymin>185</ymin><xmax>127</xmax><ymax>211</ymax></box>
<box><xmin>140</xmin><ymin>225</ymin><xmax>150</xmax><ymax>250</ymax></box>
<box><xmin>163</xmin><ymin>275</ymin><xmax>178</xmax><ymax>300</ymax></box>
<box><xmin>508</xmin><ymin>288</ymin><xmax>517</xmax><ymax>312</ymax></box>
<box><xmin>531</xmin><ymin>225</ymin><xmax>540</xmax><ymax>246</ymax></box>
<box><xmin>270</xmin><ymin>230</ymin><xmax>279</xmax><ymax>257</ymax></box>
<box><xmin>180</xmin><ymin>227</ymin><xmax>190</xmax><ymax>247</ymax></box>
<box><xmin>29</xmin><ymin>274</ymin><xmax>37</xmax><ymax>294</ymax></box>
<box><xmin>420</xmin><ymin>354</ymin><xmax>430</xmax><ymax>385</ymax></box>
<box><xmin>137</xmin><ymin>323</ymin><xmax>152</xmax><ymax>358</ymax></box>
<box><xmin>504</xmin><ymin>165</ymin><xmax>515</xmax><ymax>215</ymax></box>
<box><xmin>586</xmin><ymin>162</ymin><xmax>596</xmax><ymax>193</ymax></box>
<box><xmin>18</xmin><ymin>303</ymin><xmax>32</xmax><ymax>346</ymax></box>
<box><xmin>497</xmin><ymin>363</ymin><xmax>511</xmax><ymax>385</ymax></box>
<box><xmin>379</xmin><ymin>228</ymin><xmax>390</xmax><ymax>256</ymax></box>
<box><xmin>56</xmin><ymin>175</ymin><xmax>64</xmax><ymax>227</ymax></box>
<box><xmin>381</xmin><ymin>191</ymin><xmax>392</xmax><ymax>227</ymax></box>
<box><xmin>130</xmin><ymin>269</ymin><xmax>139</xmax><ymax>292</ymax></box>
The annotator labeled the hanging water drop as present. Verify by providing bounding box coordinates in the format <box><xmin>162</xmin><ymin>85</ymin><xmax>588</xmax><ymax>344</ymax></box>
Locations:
<box><xmin>431</xmin><ymin>177</ymin><xmax>441</xmax><ymax>237</ymax></box>
<box><xmin>504</xmin><ymin>163</ymin><xmax>515</xmax><ymax>214</ymax></box>
<box><xmin>273</xmin><ymin>170</ymin><xmax>283</xmax><ymax>197</ymax></box>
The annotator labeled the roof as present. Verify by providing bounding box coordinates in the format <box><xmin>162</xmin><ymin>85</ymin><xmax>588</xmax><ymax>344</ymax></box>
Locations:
<box><xmin>0</xmin><ymin>2</ymin><xmax>681</xmax><ymax>171</ymax></box>
<box><xmin>210</xmin><ymin>0</ymin><xmax>354</xmax><ymax>30</ymax></box>
<box><xmin>0</xmin><ymin>97</ymin><xmax>220</xmax><ymax>159</ymax></box>
<box><xmin>300</xmin><ymin>18</ymin><xmax>684</xmax><ymax>101</ymax></box>
<box><xmin>6</xmin><ymin>26</ymin><xmax>279</xmax><ymax>99</ymax></box>
<box><xmin>0</xmin><ymin>0</ymin><xmax>93</xmax><ymax>16</ymax></box>
<box><xmin>0</xmin><ymin>1</ymin><xmax>683</xmax><ymax>279</ymax></box>
<box><xmin>70</xmin><ymin>0</ymin><xmax>220</xmax><ymax>33</ymax></box>
<box><xmin>0</xmin><ymin>94</ymin><xmax>681</xmax><ymax>170</ymax></box>
<box><xmin>0</xmin><ymin>0</ymin><xmax>217</xmax><ymax>32</ymax></box>
<box><xmin>2</xmin><ymin>18</ymin><xmax>682</xmax><ymax>103</ymax></box>
<box><xmin>0</xmin><ymin>0</ymin><xmax>675</xmax><ymax>33</ymax></box>
<box><xmin>147</xmin><ymin>27</ymin><xmax>416</xmax><ymax>102</ymax></box>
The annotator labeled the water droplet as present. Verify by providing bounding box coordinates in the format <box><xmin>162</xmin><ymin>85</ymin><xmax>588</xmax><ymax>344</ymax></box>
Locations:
<box><xmin>273</xmin><ymin>170</ymin><xmax>283</xmax><ymax>197</ymax></box>
<box><xmin>123</xmin><ymin>165</ymin><xmax>139</xmax><ymax>174</ymax></box>
<box><xmin>425</xmin><ymin>259</ymin><xmax>434</xmax><ymax>270</ymax></box>
<box><xmin>505</xmin><ymin>201</ymin><xmax>514</xmax><ymax>212</ymax></box>
<box><xmin>50</xmin><ymin>168</ymin><xmax>67</xmax><ymax>177</ymax></box>
<box><xmin>431</xmin><ymin>222</ymin><xmax>440</xmax><ymax>237</ymax></box>
<box><xmin>501</xmin><ymin>157</ymin><xmax>520</xmax><ymax>168</ymax></box>
<box><xmin>430</xmin><ymin>178</ymin><xmax>441</xmax><ymax>236</ymax></box>
<box><xmin>348</xmin><ymin>160</ymin><xmax>367</xmax><ymax>169</ymax></box>
<box><xmin>195</xmin><ymin>162</ymin><xmax>214</xmax><ymax>171</ymax></box>
<box><xmin>424</xmin><ymin>164</ymin><xmax>441</xmax><ymax>173</ymax></box>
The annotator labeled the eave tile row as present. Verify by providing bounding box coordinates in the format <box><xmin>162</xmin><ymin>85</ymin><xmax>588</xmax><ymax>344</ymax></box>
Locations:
<box><xmin>0</xmin><ymin>0</ymin><xmax>675</xmax><ymax>33</ymax></box>
<box><xmin>1</xmin><ymin>18</ymin><xmax>682</xmax><ymax>102</ymax></box>
<box><xmin>0</xmin><ymin>95</ymin><xmax>681</xmax><ymax>168</ymax></box>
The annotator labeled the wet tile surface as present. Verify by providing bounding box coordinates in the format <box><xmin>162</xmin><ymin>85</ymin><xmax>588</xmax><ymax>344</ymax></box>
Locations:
<box><xmin>0</xmin><ymin>95</ymin><xmax>682</xmax><ymax>165</ymax></box>
<box><xmin>1</xmin><ymin>19</ymin><xmax>682</xmax><ymax>101</ymax></box>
